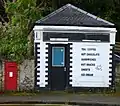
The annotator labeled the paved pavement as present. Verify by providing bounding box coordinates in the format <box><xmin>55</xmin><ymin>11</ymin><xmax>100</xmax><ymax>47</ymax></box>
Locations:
<box><xmin>0</xmin><ymin>94</ymin><xmax>120</xmax><ymax>105</ymax></box>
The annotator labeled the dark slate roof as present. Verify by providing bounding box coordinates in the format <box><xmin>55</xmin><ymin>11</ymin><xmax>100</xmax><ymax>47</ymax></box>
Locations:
<box><xmin>35</xmin><ymin>4</ymin><xmax>114</xmax><ymax>27</ymax></box>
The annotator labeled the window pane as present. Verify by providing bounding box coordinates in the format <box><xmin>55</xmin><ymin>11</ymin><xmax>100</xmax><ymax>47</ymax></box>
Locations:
<box><xmin>52</xmin><ymin>47</ymin><xmax>65</xmax><ymax>67</ymax></box>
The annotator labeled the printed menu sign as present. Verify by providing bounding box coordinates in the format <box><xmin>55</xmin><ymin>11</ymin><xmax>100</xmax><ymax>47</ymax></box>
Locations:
<box><xmin>72</xmin><ymin>43</ymin><xmax>110</xmax><ymax>87</ymax></box>
<box><xmin>80</xmin><ymin>45</ymin><xmax>103</xmax><ymax>77</ymax></box>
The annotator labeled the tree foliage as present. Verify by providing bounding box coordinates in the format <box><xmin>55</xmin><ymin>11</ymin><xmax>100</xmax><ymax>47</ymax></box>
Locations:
<box><xmin>0</xmin><ymin>0</ymin><xmax>42</xmax><ymax>62</ymax></box>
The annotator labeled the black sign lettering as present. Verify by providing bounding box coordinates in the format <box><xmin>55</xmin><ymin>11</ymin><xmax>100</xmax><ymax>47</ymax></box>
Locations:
<box><xmin>87</xmin><ymin>48</ymin><xmax>96</xmax><ymax>51</ymax></box>
<box><xmin>81</xmin><ymin>73</ymin><xmax>85</xmax><ymax>76</ymax></box>
<box><xmin>87</xmin><ymin>53</ymin><xmax>100</xmax><ymax>56</ymax></box>
<box><xmin>81</xmin><ymin>63</ymin><xmax>86</xmax><ymax>66</ymax></box>
<box><xmin>81</xmin><ymin>58</ymin><xmax>96</xmax><ymax>61</ymax></box>
<box><xmin>82</xmin><ymin>48</ymin><xmax>86</xmax><ymax>51</ymax></box>
<box><xmin>80</xmin><ymin>45</ymin><xmax>102</xmax><ymax>77</ymax></box>
<box><xmin>86</xmin><ymin>74</ymin><xmax>93</xmax><ymax>76</ymax></box>
<box><xmin>81</xmin><ymin>68</ymin><xmax>90</xmax><ymax>71</ymax></box>
<box><xmin>81</xmin><ymin>53</ymin><xmax>86</xmax><ymax>56</ymax></box>
<box><xmin>86</xmin><ymin>63</ymin><xmax>95</xmax><ymax>66</ymax></box>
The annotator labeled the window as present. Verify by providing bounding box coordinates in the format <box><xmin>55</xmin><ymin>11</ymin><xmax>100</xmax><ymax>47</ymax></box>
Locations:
<box><xmin>52</xmin><ymin>47</ymin><xmax>65</xmax><ymax>67</ymax></box>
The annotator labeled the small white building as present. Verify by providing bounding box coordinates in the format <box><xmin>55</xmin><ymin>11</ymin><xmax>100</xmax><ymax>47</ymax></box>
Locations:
<box><xmin>33</xmin><ymin>4</ymin><xmax>117</xmax><ymax>90</ymax></box>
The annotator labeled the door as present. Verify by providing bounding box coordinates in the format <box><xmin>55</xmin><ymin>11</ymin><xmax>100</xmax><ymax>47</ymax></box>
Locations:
<box><xmin>4</xmin><ymin>62</ymin><xmax>18</xmax><ymax>91</ymax></box>
<box><xmin>49</xmin><ymin>44</ymin><xmax>67</xmax><ymax>90</ymax></box>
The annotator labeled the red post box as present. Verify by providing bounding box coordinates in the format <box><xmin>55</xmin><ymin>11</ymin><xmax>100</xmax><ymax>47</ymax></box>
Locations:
<box><xmin>4</xmin><ymin>62</ymin><xmax>18</xmax><ymax>91</ymax></box>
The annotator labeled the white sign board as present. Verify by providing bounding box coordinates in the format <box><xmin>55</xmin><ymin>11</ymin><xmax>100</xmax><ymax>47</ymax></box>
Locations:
<box><xmin>71</xmin><ymin>43</ymin><xmax>111</xmax><ymax>87</ymax></box>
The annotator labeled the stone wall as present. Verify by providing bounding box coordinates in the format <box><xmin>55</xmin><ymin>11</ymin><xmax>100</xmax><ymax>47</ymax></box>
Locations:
<box><xmin>115</xmin><ymin>63</ymin><xmax>120</xmax><ymax>86</ymax></box>
<box><xmin>19</xmin><ymin>60</ymin><xmax>35</xmax><ymax>91</ymax></box>
<box><xmin>0</xmin><ymin>60</ymin><xmax>35</xmax><ymax>91</ymax></box>
<box><xmin>0</xmin><ymin>61</ymin><xmax>3</xmax><ymax>91</ymax></box>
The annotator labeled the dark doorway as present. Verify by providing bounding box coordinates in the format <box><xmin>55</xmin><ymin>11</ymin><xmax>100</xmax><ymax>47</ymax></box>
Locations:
<box><xmin>48</xmin><ymin>44</ymin><xmax>69</xmax><ymax>90</ymax></box>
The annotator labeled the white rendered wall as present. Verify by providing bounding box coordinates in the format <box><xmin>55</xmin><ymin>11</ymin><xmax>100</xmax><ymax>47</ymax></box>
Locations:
<box><xmin>34</xmin><ymin>31</ymin><xmax>48</xmax><ymax>87</ymax></box>
<box><xmin>70</xmin><ymin>42</ymin><xmax>112</xmax><ymax>87</ymax></box>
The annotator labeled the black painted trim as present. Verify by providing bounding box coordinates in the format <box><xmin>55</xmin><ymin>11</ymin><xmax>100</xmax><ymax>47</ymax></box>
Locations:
<box><xmin>109</xmin><ymin>44</ymin><xmax>115</xmax><ymax>89</ymax></box>
<box><xmin>65</xmin><ymin>43</ymin><xmax>71</xmax><ymax>89</ymax></box>
<box><xmin>45</xmin><ymin>43</ymin><xmax>49</xmax><ymax>89</ymax></box>
<box><xmin>112</xmin><ymin>45</ymin><xmax>115</xmax><ymax>89</ymax></box>
<box><xmin>69</xmin><ymin>43</ymin><xmax>73</xmax><ymax>88</ymax></box>
<box><xmin>34</xmin><ymin>43</ymin><xmax>40</xmax><ymax>89</ymax></box>
<box><xmin>109</xmin><ymin>71</ymin><xmax>112</xmax><ymax>73</ymax></box>
<box><xmin>45</xmin><ymin>43</ymin><xmax>51</xmax><ymax>89</ymax></box>
<box><xmin>43</xmin><ymin>32</ymin><xmax>110</xmax><ymax>42</ymax></box>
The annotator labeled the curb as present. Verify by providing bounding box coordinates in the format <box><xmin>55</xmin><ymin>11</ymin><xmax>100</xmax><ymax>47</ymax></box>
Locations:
<box><xmin>0</xmin><ymin>101</ymin><xmax>120</xmax><ymax>106</ymax></box>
